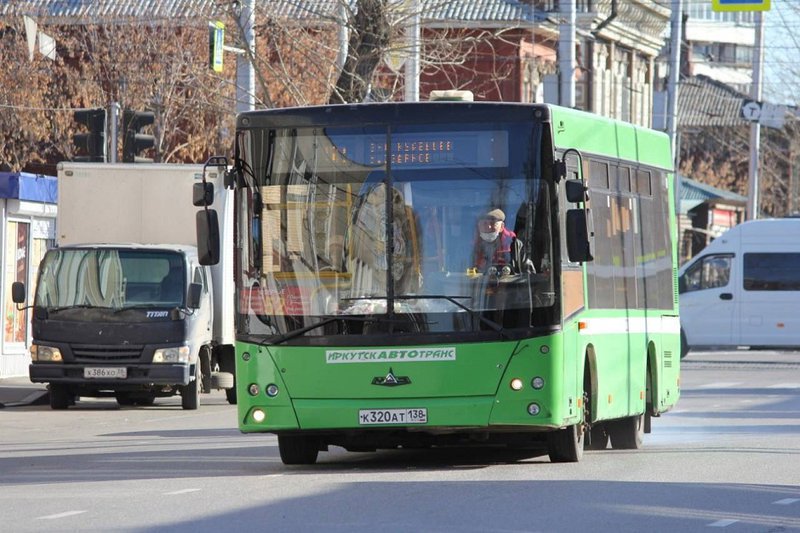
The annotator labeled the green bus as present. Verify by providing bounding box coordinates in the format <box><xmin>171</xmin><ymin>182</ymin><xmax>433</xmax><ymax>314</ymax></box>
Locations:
<box><xmin>197</xmin><ymin>101</ymin><xmax>680</xmax><ymax>464</ymax></box>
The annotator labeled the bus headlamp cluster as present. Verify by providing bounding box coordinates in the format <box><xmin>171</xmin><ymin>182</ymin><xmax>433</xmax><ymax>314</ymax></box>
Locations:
<box><xmin>152</xmin><ymin>346</ymin><xmax>189</xmax><ymax>363</ymax></box>
<box><xmin>248</xmin><ymin>383</ymin><xmax>280</xmax><ymax>397</ymax></box>
<box><xmin>31</xmin><ymin>345</ymin><xmax>62</xmax><ymax>362</ymax></box>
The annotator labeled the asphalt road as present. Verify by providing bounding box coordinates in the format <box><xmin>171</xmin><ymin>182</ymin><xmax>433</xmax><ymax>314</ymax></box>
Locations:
<box><xmin>1</xmin><ymin>349</ymin><xmax>798</xmax><ymax>532</ymax></box>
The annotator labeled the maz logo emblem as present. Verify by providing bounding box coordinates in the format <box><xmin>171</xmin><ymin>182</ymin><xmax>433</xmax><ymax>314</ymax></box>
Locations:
<box><xmin>371</xmin><ymin>367</ymin><xmax>411</xmax><ymax>386</ymax></box>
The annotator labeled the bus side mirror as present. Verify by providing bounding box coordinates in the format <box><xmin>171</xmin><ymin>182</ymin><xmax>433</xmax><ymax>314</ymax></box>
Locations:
<box><xmin>565</xmin><ymin>179</ymin><xmax>588</xmax><ymax>203</ymax></box>
<box><xmin>188</xmin><ymin>283</ymin><xmax>202</xmax><ymax>309</ymax></box>
<box><xmin>193</xmin><ymin>182</ymin><xmax>214</xmax><ymax>207</ymax></box>
<box><xmin>197</xmin><ymin>209</ymin><xmax>220</xmax><ymax>265</ymax></box>
<box><xmin>566</xmin><ymin>209</ymin><xmax>594</xmax><ymax>263</ymax></box>
<box><xmin>12</xmin><ymin>282</ymin><xmax>25</xmax><ymax>304</ymax></box>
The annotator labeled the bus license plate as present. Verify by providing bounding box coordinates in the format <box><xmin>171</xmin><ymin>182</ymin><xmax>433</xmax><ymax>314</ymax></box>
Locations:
<box><xmin>358</xmin><ymin>408</ymin><xmax>427</xmax><ymax>425</ymax></box>
<box><xmin>84</xmin><ymin>367</ymin><xmax>127</xmax><ymax>379</ymax></box>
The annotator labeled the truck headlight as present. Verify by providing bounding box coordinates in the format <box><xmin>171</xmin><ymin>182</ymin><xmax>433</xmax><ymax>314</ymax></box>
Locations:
<box><xmin>152</xmin><ymin>346</ymin><xmax>190</xmax><ymax>363</ymax></box>
<box><xmin>31</xmin><ymin>345</ymin><xmax>62</xmax><ymax>362</ymax></box>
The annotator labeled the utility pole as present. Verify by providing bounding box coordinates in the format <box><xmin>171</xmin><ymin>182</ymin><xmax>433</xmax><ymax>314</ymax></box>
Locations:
<box><xmin>666</xmin><ymin>0</ymin><xmax>683</xmax><ymax>214</ymax></box>
<box><xmin>404</xmin><ymin>0</ymin><xmax>420</xmax><ymax>102</ymax></box>
<box><xmin>236</xmin><ymin>0</ymin><xmax>255</xmax><ymax>113</ymax></box>
<box><xmin>558</xmin><ymin>0</ymin><xmax>576</xmax><ymax>107</ymax></box>
<box><xmin>746</xmin><ymin>11</ymin><xmax>765</xmax><ymax>220</ymax></box>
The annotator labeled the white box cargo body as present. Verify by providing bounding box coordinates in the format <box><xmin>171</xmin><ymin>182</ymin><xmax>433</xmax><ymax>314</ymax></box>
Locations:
<box><xmin>57</xmin><ymin>163</ymin><xmax>208</xmax><ymax>246</ymax></box>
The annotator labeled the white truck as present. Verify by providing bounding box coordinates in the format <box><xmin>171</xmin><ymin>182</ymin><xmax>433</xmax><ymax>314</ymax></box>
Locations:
<box><xmin>12</xmin><ymin>162</ymin><xmax>235</xmax><ymax>409</ymax></box>
<box><xmin>678</xmin><ymin>218</ymin><xmax>800</xmax><ymax>356</ymax></box>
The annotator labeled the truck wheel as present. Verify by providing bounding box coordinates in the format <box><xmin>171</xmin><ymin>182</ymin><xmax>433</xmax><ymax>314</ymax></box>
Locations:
<box><xmin>115</xmin><ymin>393</ymin><xmax>135</xmax><ymax>406</ymax></box>
<box><xmin>49</xmin><ymin>384</ymin><xmax>72</xmax><ymax>410</ymax></box>
<box><xmin>225</xmin><ymin>385</ymin><xmax>237</xmax><ymax>405</ymax></box>
<box><xmin>181</xmin><ymin>364</ymin><xmax>201</xmax><ymax>410</ymax></box>
<box><xmin>278</xmin><ymin>435</ymin><xmax>319</xmax><ymax>465</ymax></box>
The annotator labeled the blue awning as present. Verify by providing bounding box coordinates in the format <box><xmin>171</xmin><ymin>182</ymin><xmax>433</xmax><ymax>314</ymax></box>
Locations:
<box><xmin>0</xmin><ymin>172</ymin><xmax>57</xmax><ymax>203</ymax></box>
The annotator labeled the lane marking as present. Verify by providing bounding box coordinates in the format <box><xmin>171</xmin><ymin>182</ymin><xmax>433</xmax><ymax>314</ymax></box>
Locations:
<box><xmin>773</xmin><ymin>498</ymin><xmax>800</xmax><ymax>505</ymax></box>
<box><xmin>164</xmin><ymin>488</ymin><xmax>201</xmax><ymax>495</ymax></box>
<box><xmin>767</xmin><ymin>383</ymin><xmax>800</xmax><ymax>389</ymax></box>
<box><xmin>37</xmin><ymin>511</ymin><xmax>87</xmax><ymax>520</ymax></box>
<box><xmin>708</xmin><ymin>519</ymin><xmax>739</xmax><ymax>527</ymax></box>
<box><xmin>696</xmin><ymin>382</ymin><xmax>741</xmax><ymax>389</ymax></box>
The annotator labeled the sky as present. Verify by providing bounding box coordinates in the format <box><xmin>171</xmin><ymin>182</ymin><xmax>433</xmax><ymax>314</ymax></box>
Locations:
<box><xmin>762</xmin><ymin>0</ymin><xmax>800</xmax><ymax>105</ymax></box>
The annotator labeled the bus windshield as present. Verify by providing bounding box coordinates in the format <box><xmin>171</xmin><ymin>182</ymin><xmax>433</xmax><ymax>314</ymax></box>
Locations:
<box><xmin>236</xmin><ymin>120</ymin><xmax>557</xmax><ymax>342</ymax></box>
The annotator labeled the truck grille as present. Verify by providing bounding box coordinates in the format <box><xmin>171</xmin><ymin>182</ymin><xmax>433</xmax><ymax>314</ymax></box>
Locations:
<box><xmin>72</xmin><ymin>344</ymin><xmax>144</xmax><ymax>363</ymax></box>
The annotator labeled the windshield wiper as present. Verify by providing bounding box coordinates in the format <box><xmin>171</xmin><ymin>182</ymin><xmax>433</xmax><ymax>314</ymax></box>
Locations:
<box><xmin>393</xmin><ymin>295</ymin><xmax>508</xmax><ymax>338</ymax></box>
<box><xmin>45</xmin><ymin>304</ymin><xmax>103</xmax><ymax>313</ymax></box>
<box><xmin>343</xmin><ymin>295</ymin><xmax>508</xmax><ymax>338</ymax></box>
<box><xmin>265</xmin><ymin>316</ymin><xmax>374</xmax><ymax>346</ymax></box>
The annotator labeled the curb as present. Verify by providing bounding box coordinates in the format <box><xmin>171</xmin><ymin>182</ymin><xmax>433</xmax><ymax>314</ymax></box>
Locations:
<box><xmin>0</xmin><ymin>390</ymin><xmax>49</xmax><ymax>408</ymax></box>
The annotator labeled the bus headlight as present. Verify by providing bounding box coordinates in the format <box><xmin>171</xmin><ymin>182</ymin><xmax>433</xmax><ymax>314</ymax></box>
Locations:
<box><xmin>31</xmin><ymin>345</ymin><xmax>62</xmax><ymax>362</ymax></box>
<box><xmin>510</xmin><ymin>378</ymin><xmax>524</xmax><ymax>391</ymax></box>
<box><xmin>266</xmin><ymin>384</ymin><xmax>279</xmax><ymax>397</ymax></box>
<box><xmin>152</xmin><ymin>346</ymin><xmax>190</xmax><ymax>363</ymax></box>
<box><xmin>531</xmin><ymin>377</ymin><xmax>545</xmax><ymax>389</ymax></box>
<box><xmin>252</xmin><ymin>409</ymin><xmax>266</xmax><ymax>423</ymax></box>
<box><xmin>527</xmin><ymin>403</ymin><xmax>541</xmax><ymax>416</ymax></box>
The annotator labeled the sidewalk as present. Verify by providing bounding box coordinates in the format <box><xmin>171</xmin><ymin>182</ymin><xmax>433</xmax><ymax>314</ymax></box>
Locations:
<box><xmin>0</xmin><ymin>376</ymin><xmax>49</xmax><ymax>408</ymax></box>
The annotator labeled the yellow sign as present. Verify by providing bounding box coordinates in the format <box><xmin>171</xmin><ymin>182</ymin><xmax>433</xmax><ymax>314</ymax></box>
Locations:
<box><xmin>712</xmin><ymin>0</ymin><xmax>770</xmax><ymax>11</ymax></box>
<box><xmin>208</xmin><ymin>21</ymin><xmax>224</xmax><ymax>72</ymax></box>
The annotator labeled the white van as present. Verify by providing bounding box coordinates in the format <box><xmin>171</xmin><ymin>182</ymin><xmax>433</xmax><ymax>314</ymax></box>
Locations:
<box><xmin>678</xmin><ymin>218</ymin><xmax>800</xmax><ymax>356</ymax></box>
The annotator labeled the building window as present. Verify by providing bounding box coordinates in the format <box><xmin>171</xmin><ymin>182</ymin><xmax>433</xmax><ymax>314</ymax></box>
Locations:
<box><xmin>4</xmin><ymin>221</ymin><xmax>29</xmax><ymax>344</ymax></box>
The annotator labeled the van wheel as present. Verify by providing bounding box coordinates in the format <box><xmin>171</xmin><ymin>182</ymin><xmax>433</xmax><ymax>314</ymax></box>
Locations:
<box><xmin>278</xmin><ymin>435</ymin><xmax>319</xmax><ymax>465</ymax></box>
<box><xmin>181</xmin><ymin>364</ymin><xmax>201</xmax><ymax>410</ymax></box>
<box><xmin>680</xmin><ymin>329</ymin><xmax>690</xmax><ymax>359</ymax></box>
<box><xmin>49</xmin><ymin>384</ymin><xmax>72</xmax><ymax>410</ymax></box>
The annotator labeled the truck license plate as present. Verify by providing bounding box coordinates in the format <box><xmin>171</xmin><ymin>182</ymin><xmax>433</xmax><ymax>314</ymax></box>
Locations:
<box><xmin>84</xmin><ymin>367</ymin><xmax>127</xmax><ymax>379</ymax></box>
<box><xmin>358</xmin><ymin>408</ymin><xmax>427</xmax><ymax>425</ymax></box>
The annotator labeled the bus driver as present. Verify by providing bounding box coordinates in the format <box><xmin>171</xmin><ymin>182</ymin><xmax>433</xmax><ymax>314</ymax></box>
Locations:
<box><xmin>473</xmin><ymin>208</ymin><xmax>529</xmax><ymax>274</ymax></box>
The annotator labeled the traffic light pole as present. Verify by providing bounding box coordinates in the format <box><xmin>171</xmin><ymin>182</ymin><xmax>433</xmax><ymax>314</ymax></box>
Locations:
<box><xmin>108</xmin><ymin>102</ymin><xmax>120</xmax><ymax>163</ymax></box>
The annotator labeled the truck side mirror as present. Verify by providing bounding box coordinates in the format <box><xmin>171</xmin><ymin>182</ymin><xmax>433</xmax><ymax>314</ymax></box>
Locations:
<box><xmin>11</xmin><ymin>281</ymin><xmax>25</xmax><ymax>304</ymax></box>
<box><xmin>566</xmin><ymin>209</ymin><xmax>594</xmax><ymax>263</ymax></box>
<box><xmin>193</xmin><ymin>182</ymin><xmax>214</xmax><ymax>207</ymax></box>
<box><xmin>565</xmin><ymin>179</ymin><xmax>588</xmax><ymax>203</ymax></box>
<box><xmin>197</xmin><ymin>209</ymin><xmax>220</xmax><ymax>265</ymax></box>
<box><xmin>188</xmin><ymin>282</ymin><xmax>202</xmax><ymax>309</ymax></box>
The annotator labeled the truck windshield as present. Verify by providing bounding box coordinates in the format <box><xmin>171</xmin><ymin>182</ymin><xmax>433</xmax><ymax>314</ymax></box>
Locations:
<box><xmin>236</xmin><ymin>120</ymin><xmax>557</xmax><ymax>342</ymax></box>
<box><xmin>35</xmin><ymin>249</ymin><xmax>186</xmax><ymax>310</ymax></box>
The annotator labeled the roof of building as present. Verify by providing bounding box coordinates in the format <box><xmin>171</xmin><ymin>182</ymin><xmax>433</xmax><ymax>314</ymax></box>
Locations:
<box><xmin>2</xmin><ymin>0</ymin><xmax>545</xmax><ymax>25</ymax></box>
<box><xmin>679</xmin><ymin>174</ymin><xmax>745</xmax><ymax>214</ymax></box>
<box><xmin>678</xmin><ymin>74</ymin><xmax>750</xmax><ymax>128</ymax></box>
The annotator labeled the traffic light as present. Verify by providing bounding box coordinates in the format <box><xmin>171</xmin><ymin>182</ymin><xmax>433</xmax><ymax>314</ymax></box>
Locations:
<box><xmin>72</xmin><ymin>108</ymin><xmax>106</xmax><ymax>162</ymax></box>
<box><xmin>122</xmin><ymin>109</ymin><xmax>156</xmax><ymax>163</ymax></box>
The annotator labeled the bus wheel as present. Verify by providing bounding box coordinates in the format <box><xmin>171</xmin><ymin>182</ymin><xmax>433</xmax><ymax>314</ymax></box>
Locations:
<box><xmin>547</xmin><ymin>424</ymin><xmax>584</xmax><ymax>463</ymax></box>
<box><xmin>181</xmin><ymin>363</ymin><xmax>201</xmax><ymax>410</ymax></box>
<box><xmin>609</xmin><ymin>414</ymin><xmax>645</xmax><ymax>450</ymax></box>
<box><xmin>586</xmin><ymin>423</ymin><xmax>609</xmax><ymax>450</ymax></box>
<box><xmin>49</xmin><ymin>384</ymin><xmax>72</xmax><ymax>410</ymax></box>
<box><xmin>278</xmin><ymin>435</ymin><xmax>319</xmax><ymax>465</ymax></box>
<box><xmin>225</xmin><ymin>382</ymin><xmax>237</xmax><ymax>405</ymax></box>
